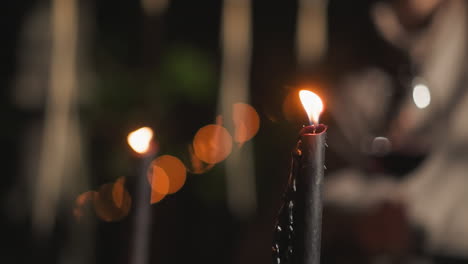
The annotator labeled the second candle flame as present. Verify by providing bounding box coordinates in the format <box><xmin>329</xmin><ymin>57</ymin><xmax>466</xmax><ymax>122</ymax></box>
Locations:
<box><xmin>127</xmin><ymin>127</ymin><xmax>154</xmax><ymax>154</ymax></box>
<box><xmin>299</xmin><ymin>90</ymin><xmax>323</xmax><ymax>125</ymax></box>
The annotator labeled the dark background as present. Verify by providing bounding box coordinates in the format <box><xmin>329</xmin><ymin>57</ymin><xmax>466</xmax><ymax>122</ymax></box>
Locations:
<box><xmin>2</xmin><ymin>0</ymin><xmax>467</xmax><ymax>264</ymax></box>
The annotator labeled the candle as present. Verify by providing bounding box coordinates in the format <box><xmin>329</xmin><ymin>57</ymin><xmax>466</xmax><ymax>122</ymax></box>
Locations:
<box><xmin>127</xmin><ymin>127</ymin><xmax>156</xmax><ymax>264</ymax></box>
<box><xmin>273</xmin><ymin>90</ymin><xmax>327</xmax><ymax>264</ymax></box>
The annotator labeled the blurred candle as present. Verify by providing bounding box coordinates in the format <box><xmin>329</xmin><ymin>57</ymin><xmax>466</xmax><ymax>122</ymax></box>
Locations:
<box><xmin>127</xmin><ymin>126</ymin><xmax>155</xmax><ymax>264</ymax></box>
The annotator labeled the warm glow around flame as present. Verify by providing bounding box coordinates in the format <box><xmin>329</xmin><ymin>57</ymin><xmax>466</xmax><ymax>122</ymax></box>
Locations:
<box><xmin>127</xmin><ymin>127</ymin><xmax>153</xmax><ymax>154</ymax></box>
<box><xmin>299</xmin><ymin>90</ymin><xmax>324</xmax><ymax>125</ymax></box>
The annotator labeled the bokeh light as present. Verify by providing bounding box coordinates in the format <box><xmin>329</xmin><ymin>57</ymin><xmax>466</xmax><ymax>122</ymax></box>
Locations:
<box><xmin>93</xmin><ymin>183</ymin><xmax>131</xmax><ymax>222</ymax></box>
<box><xmin>183</xmin><ymin>144</ymin><xmax>215</xmax><ymax>174</ymax></box>
<box><xmin>147</xmin><ymin>163</ymin><xmax>170</xmax><ymax>204</ymax></box>
<box><xmin>232</xmin><ymin>103</ymin><xmax>260</xmax><ymax>145</ymax></box>
<box><xmin>371</xmin><ymin>137</ymin><xmax>392</xmax><ymax>156</ymax></box>
<box><xmin>127</xmin><ymin>127</ymin><xmax>154</xmax><ymax>154</ymax></box>
<box><xmin>412</xmin><ymin>83</ymin><xmax>431</xmax><ymax>109</ymax></box>
<box><xmin>149</xmin><ymin>155</ymin><xmax>187</xmax><ymax>194</ymax></box>
<box><xmin>112</xmin><ymin>177</ymin><xmax>128</xmax><ymax>209</ymax></box>
<box><xmin>193</xmin><ymin>124</ymin><xmax>233</xmax><ymax>164</ymax></box>
<box><xmin>151</xmin><ymin>183</ymin><xmax>167</xmax><ymax>204</ymax></box>
<box><xmin>73</xmin><ymin>191</ymin><xmax>96</xmax><ymax>220</ymax></box>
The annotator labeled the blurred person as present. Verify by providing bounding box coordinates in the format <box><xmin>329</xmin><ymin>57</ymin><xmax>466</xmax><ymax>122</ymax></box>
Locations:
<box><xmin>321</xmin><ymin>0</ymin><xmax>468</xmax><ymax>263</ymax></box>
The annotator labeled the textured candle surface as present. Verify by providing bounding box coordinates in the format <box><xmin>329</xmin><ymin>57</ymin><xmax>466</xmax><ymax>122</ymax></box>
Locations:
<box><xmin>272</xmin><ymin>125</ymin><xmax>327</xmax><ymax>264</ymax></box>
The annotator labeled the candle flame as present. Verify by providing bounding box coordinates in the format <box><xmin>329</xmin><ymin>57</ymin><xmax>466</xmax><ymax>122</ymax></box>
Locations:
<box><xmin>127</xmin><ymin>127</ymin><xmax>153</xmax><ymax>154</ymax></box>
<box><xmin>299</xmin><ymin>90</ymin><xmax>323</xmax><ymax>125</ymax></box>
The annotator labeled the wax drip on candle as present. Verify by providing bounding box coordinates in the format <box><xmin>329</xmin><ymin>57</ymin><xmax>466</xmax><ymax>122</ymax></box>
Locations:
<box><xmin>273</xmin><ymin>91</ymin><xmax>326</xmax><ymax>264</ymax></box>
<box><xmin>272</xmin><ymin>149</ymin><xmax>301</xmax><ymax>264</ymax></box>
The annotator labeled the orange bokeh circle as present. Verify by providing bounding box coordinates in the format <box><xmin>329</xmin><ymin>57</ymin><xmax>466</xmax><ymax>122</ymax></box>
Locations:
<box><xmin>148</xmin><ymin>155</ymin><xmax>186</xmax><ymax>196</ymax></box>
<box><xmin>93</xmin><ymin>182</ymin><xmax>131</xmax><ymax>222</ymax></box>
<box><xmin>193</xmin><ymin>124</ymin><xmax>233</xmax><ymax>164</ymax></box>
<box><xmin>232</xmin><ymin>103</ymin><xmax>260</xmax><ymax>144</ymax></box>
<box><xmin>147</xmin><ymin>164</ymin><xmax>170</xmax><ymax>204</ymax></box>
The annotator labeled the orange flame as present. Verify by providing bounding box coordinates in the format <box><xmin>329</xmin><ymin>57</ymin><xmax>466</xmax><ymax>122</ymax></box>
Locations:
<box><xmin>299</xmin><ymin>90</ymin><xmax>323</xmax><ymax>125</ymax></box>
<box><xmin>127</xmin><ymin>127</ymin><xmax>153</xmax><ymax>154</ymax></box>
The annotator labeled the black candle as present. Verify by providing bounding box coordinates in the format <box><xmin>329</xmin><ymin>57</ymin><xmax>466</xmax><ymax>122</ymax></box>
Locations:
<box><xmin>294</xmin><ymin>124</ymin><xmax>327</xmax><ymax>264</ymax></box>
<box><xmin>273</xmin><ymin>90</ymin><xmax>327</xmax><ymax>264</ymax></box>
<box><xmin>127</xmin><ymin>127</ymin><xmax>156</xmax><ymax>264</ymax></box>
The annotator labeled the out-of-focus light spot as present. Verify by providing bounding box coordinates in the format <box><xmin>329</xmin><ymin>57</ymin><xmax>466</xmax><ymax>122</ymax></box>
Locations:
<box><xmin>75</xmin><ymin>191</ymin><xmax>96</xmax><ymax>207</ymax></box>
<box><xmin>112</xmin><ymin>177</ymin><xmax>127</xmax><ymax>209</ymax></box>
<box><xmin>184</xmin><ymin>144</ymin><xmax>215</xmax><ymax>174</ymax></box>
<box><xmin>232</xmin><ymin>103</ymin><xmax>260</xmax><ymax>145</ymax></box>
<box><xmin>151</xmin><ymin>185</ymin><xmax>166</xmax><ymax>204</ymax></box>
<box><xmin>93</xmin><ymin>183</ymin><xmax>131</xmax><ymax>222</ymax></box>
<box><xmin>371</xmin><ymin>137</ymin><xmax>392</xmax><ymax>156</ymax></box>
<box><xmin>147</xmin><ymin>164</ymin><xmax>170</xmax><ymax>204</ymax></box>
<box><xmin>149</xmin><ymin>155</ymin><xmax>186</xmax><ymax>194</ymax></box>
<box><xmin>193</xmin><ymin>124</ymin><xmax>233</xmax><ymax>164</ymax></box>
<box><xmin>299</xmin><ymin>90</ymin><xmax>324</xmax><ymax>125</ymax></box>
<box><xmin>151</xmin><ymin>189</ymin><xmax>165</xmax><ymax>204</ymax></box>
<box><xmin>73</xmin><ymin>191</ymin><xmax>96</xmax><ymax>220</ymax></box>
<box><xmin>413</xmin><ymin>84</ymin><xmax>431</xmax><ymax>109</ymax></box>
<box><xmin>127</xmin><ymin>127</ymin><xmax>154</xmax><ymax>154</ymax></box>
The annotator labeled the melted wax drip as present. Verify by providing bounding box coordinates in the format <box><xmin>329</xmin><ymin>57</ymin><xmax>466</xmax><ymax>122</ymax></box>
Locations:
<box><xmin>272</xmin><ymin>148</ymin><xmax>301</xmax><ymax>264</ymax></box>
